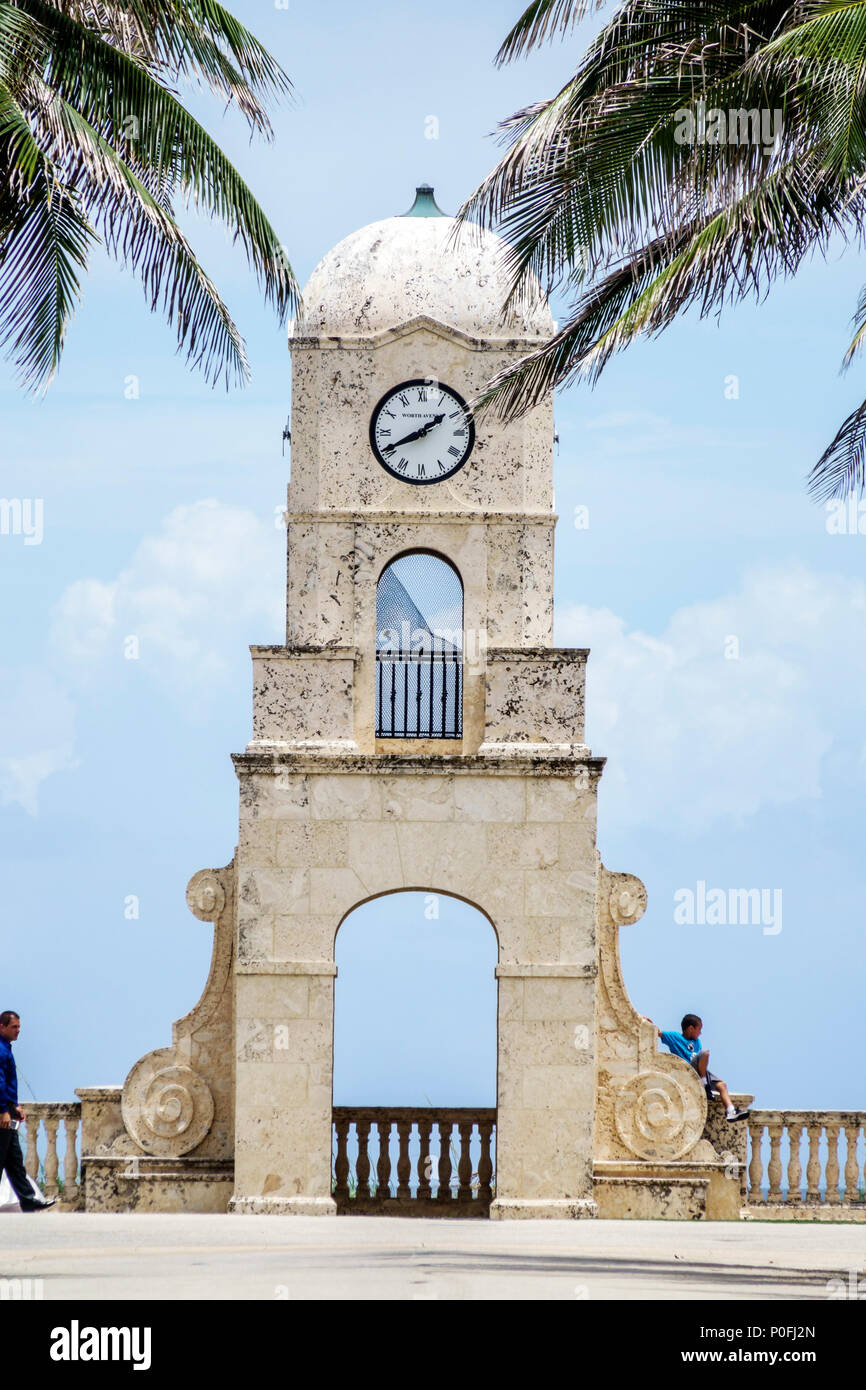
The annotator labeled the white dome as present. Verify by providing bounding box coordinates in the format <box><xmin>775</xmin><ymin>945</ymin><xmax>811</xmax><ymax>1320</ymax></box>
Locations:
<box><xmin>298</xmin><ymin>189</ymin><xmax>553</xmax><ymax>340</ymax></box>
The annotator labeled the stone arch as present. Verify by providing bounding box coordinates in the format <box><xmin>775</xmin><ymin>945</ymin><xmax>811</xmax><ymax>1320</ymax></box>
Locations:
<box><xmin>333</xmin><ymin>885</ymin><xmax>499</xmax><ymax>952</ymax></box>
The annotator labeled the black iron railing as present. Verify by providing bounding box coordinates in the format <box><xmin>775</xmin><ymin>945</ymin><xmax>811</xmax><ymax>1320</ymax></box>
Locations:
<box><xmin>376</xmin><ymin>649</ymin><xmax>462</xmax><ymax>739</ymax></box>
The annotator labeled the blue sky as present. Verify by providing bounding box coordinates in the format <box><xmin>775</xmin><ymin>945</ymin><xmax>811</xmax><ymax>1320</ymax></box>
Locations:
<box><xmin>2</xmin><ymin>0</ymin><xmax>865</xmax><ymax>1114</ymax></box>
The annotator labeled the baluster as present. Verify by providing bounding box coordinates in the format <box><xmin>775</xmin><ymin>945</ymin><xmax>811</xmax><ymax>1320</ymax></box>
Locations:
<box><xmin>457</xmin><ymin>1120</ymin><xmax>473</xmax><ymax>1203</ymax></box>
<box><xmin>356</xmin><ymin>1118</ymin><xmax>371</xmax><ymax>1203</ymax></box>
<box><xmin>785</xmin><ymin>1122</ymin><xmax>803</xmax><ymax>1204</ymax></box>
<box><xmin>804</xmin><ymin>1122</ymin><xmax>822</xmax><ymax>1204</ymax></box>
<box><xmin>767</xmin><ymin>1123</ymin><xmax>784</xmax><ymax>1203</ymax></box>
<box><xmin>376</xmin><ymin>1117</ymin><xmax>392</xmax><ymax>1202</ymax></box>
<box><xmin>747</xmin><ymin>1120</ymin><xmax>765</xmax><ymax>1203</ymax></box>
<box><xmin>417</xmin><ymin>1116</ymin><xmax>432</xmax><ymax>1201</ymax></box>
<box><xmin>377</xmin><ymin>658</ymin><xmax>383</xmax><ymax>735</ymax></box>
<box><xmin>825</xmin><ymin>1123</ymin><xmax>842</xmax><ymax>1205</ymax></box>
<box><xmin>333</xmin><ymin>1115</ymin><xmax>350</xmax><ymax>1203</ymax></box>
<box><xmin>843</xmin><ymin>1122</ymin><xmax>861</xmax><ymax>1205</ymax></box>
<box><xmin>402</xmin><ymin>660</ymin><xmax>408</xmax><ymax>737</ymax></box>
<box><xmin>24</xmin><ymin>1114</ymin><xmax>40</xmax><ymax>1186</ymax></box>
<box><xmin>478</xmin><ymin>1118</ymin><xmax>494</xmax><ymax>1204</ymax></box>
<box><xmin>428</xmin><ymin>651</ymin><xmax>434</xmax><ymax>735</ymax></box>
<box><xmin>396</xmin><ymin>1120</ymin><xmax>412</xmax><ymax>1204</ymax></box>
<box><xmin>441</xmin><ymin>649</ymin><xmax>447</xmax><ymax>736</ymax></box>
<box><xmin>44</xmin><ymin>1115</ymin><xmax>60</xmax><ymax>1198</ymax></box>
<box><xmin>63</xmin><ymin>1114</ymin><xmax>79</xmax><ymax>1206</ymax></box>
<box><xmin>389</xmin><ymin>662</ymin><xmax>396</xmax><ymax>735</ymax></box>
<box><xmin>415</xmin><ymin>660</ymin><xmax>422</xmax><ymax>734</ymax></box>
<box><xmin>437</xmin><ymin>1118</ymin><xmax>453</xmax><ymax>1202</ymax></box>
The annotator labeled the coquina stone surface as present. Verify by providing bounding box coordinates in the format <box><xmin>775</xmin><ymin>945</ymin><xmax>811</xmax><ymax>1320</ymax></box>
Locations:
<box><xmin>80</xmin><ymin>189</ymin><xmax>743</xmax><ymax>1219</ymax></box>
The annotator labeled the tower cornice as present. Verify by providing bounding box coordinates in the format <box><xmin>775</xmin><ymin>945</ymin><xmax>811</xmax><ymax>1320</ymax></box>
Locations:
<box><xmin>290</xmin><ymin>313</ymin><xmax>549</xmax><ymax>354</ymax></box>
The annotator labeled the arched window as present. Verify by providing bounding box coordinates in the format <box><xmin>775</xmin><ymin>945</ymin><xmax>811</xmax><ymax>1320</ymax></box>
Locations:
<box><xmin>376</xmin><ymin>551</ymin><xmax>463</xmax><ymax>739</ymax></box>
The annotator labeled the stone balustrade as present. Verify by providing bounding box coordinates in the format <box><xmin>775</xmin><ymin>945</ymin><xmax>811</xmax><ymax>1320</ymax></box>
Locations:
<box><xmin>18</xmin><ymin>1100</ymin><xmax>866</xmax><ymax>1219</ymax></box>
<box><xmin>747</xmin><ymin>1111</ymin><xmax>866</xmax><ymax>1213</ymax></box>
<box><xmin>332</xmin><ymin>1107</ymin><xmax>496</xmax><ymax>1215</ymax></box>
<box><xmin>19</xmin><ymin>1102</ymin><xmax>82</xmax><ymax>1209</ymax></box>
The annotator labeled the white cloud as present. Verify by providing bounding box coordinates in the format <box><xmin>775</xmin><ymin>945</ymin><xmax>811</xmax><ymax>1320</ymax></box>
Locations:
<box><xmin>556</xmin><ymin>564</ymin><xmax>866</xmax><ymax>831</ymax></box>
<box><xmin>0</xmin><ymin>670</ymin><xmax>78</xmax><ymax>815</ymax></box>
<box><xmin>51</xmin><ymin>500</ymin><xmax>284</xmax><ymax>698</ymax></box>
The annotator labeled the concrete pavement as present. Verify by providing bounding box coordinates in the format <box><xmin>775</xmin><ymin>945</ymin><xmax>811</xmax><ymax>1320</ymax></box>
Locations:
<box><xmin>2</xmin><ymin>1214</ymin><xmax>865</xmax><ymax>1300</ymax></box>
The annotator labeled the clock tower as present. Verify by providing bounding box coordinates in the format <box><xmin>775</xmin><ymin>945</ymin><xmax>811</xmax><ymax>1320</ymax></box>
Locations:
<box><xmin>99</xmin><ymin>186</ymin><xmax>735</xmax><ymax>1222</ymax></box>
<box><xmin>230</xmin><ymin>184</ymin><xmax>605</xmax><ymax>1216</ymax></box>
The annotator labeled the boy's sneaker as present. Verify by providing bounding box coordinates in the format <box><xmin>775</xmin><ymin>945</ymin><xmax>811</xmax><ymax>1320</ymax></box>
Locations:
<box><xmin>726</xmin><ymin>1109</ymin><xmax>750</xmax><ymax>1123</ymax></box>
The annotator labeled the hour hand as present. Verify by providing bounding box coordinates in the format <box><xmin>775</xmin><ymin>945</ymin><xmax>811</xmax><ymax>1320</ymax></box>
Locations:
<box><xmin>383</xmin><ymin>426</ymin><xmax>427</xmax><ymax>453</ymax></box>
<box><xmin>382</xmin><ymin>414</ymin><xmax>445</xmax><ymax>454</ymax></box>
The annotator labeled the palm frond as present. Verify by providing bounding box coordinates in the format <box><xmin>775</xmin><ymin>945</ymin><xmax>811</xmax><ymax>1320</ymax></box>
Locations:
<box><xmin>18</xmin><ymin>0</ymin><xmax>298</xmax><ymax>319</ymax></box>
<box><xmin>496</xmin><ymin>0</ymin><xmax>609</xmax><ymax>65</ymax></box>
<box><xmin>808</xmin><ymin>398</ymin><xmax>866</xmax><ymax>499</ymax></box>
<box><xmin>0</xmin><ymin>159</ymin><xmax>94</xmax><ymax>390</ymax></box>
<box><xmin>473</xmin><ymin>151</ymin><xmax>852</xmax><ymax>420</ymax></box>
<box><xmin>27</xmin><ymin>81</ymin><xmax>250</xmax><ymax>386</ymax></box>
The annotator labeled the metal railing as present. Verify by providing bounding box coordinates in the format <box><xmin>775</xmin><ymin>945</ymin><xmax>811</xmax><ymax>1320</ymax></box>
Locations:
<box><xmin>375</xmin><ymin>650</ymin><xmax>462</xmax><ymax>739</ymax></box>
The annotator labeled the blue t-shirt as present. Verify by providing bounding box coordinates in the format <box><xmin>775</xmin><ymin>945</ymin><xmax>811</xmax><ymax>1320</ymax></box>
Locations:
<box><xmin>660</xmin><ymin>1030</ymin><xmax>703</xmax><ymax>1063</ymax></box>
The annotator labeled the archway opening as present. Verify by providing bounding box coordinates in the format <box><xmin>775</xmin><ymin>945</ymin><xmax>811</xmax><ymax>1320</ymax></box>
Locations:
<box><xmin>332</xmin><ymin>889</ymin><xmax>497</xmax><ymax>1214</ymax></box>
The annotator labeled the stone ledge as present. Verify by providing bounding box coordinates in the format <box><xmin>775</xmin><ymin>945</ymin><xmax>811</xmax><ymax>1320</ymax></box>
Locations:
<box><xmin>487</xmin><ymin>647</ymin><xmax>589</xmax><ymax>662</ymax></box>
<box><xmin>251</xmin><ymin>645</ymin><xmax>359</xmax><ymax>660</ymax></box>
<box><xmin>228</xmin><ymin>1195</ymin><xmax>337</xmax><ymax>1216</ymax></box>
<box><xmin>490</xmin><ymin>1198</ymin><xmax>598</xmax><ymax>1220</ymax></box>
<box><xmin>744</xmin><ymin>1204</ymin><xmax>866</xmax><ymax>1222</ymax></box>
<box><xmin>495</xmin><ymin>963</ymin><xmax>597</xmax><ymax>979</ymax></box>
<box><xmin>285</xmin><ymin>509</ymin><xmax>556</xmax><ymax>525</ymax></box>
<box><xmin>233</xmin><ymin>752</ymin><xmax>606</xmax><ymax>777</ymax></box>
<box><xmin>235</xmin><ymin>960</ymin><xmax>338</xmax><ymax>976</ymax></box>
<box><xmin>88</xmin><ymin>1157</ymin><xmax>233</xmax><ymax>1181</ymax></box>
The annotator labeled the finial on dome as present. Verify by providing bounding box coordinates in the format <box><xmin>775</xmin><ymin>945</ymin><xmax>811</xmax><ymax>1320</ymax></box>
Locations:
<box><xmin>401</xmin><ymin>184</ymin><xmax>446</xmax><ymax>217</ymax></box>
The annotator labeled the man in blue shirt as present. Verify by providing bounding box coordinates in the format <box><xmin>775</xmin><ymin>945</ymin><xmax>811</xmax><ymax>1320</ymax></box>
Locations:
<box><xmin>0</xmin><ymin>1011</ymin><xmax>55</xmax><ymax>1211</ymax></box>
<box><xmin>643</xmin><ymin>1012</ymin><xmax>749</xmax><ymax>1123</ymax></box>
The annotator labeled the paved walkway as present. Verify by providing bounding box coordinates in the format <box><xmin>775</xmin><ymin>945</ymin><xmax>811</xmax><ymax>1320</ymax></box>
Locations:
<box><xmin>2</xmin><ymin>1214</ymin><xmax>864</xmax><ymax>1300</ymax></box>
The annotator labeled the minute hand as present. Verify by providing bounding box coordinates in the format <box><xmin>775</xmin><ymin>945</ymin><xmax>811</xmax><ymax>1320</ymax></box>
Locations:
<box><xmin>382</xmin><ymin>413</ymin><xmax>445</xmax><ymax>453</ymax></box>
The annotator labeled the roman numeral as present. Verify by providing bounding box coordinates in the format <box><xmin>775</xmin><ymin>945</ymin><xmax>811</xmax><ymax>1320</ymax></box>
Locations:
<box><xmin>438</xmin><ymin>459</ymin><xmax>447</xmax><ymax>471</ymax></box>
<box><xmin>395</xmin><ymin>457</ymin><xmax>408</xmax><ymax>473</ymax></box>
<box><xmin>447</xmin><ymin>445</ymin><xmax>461</xmax><ymax>458</ymax></box>
<box><xmin>417</xmin><ymin>387</ymin><xmax>427</xmax><ymax>401</ymax></box>
<box><xmin>454</xmin><ymin>427</ymin><xmax>466</xmax><ymax>437</ymax></box>
<box><xmin>398</xmin><ymin>393</ymin><xmax>410</xmax><ymax>407</ymax></box>
<box><xmin>383</xmin><ymin>409</ymin><xmax>395</xmax><ymax>419</ymax></box>
<box><xmin>380</xmin><ymin>429</ymin><xmax>391</xmax><ymax>436</ymax></box>
<box><xmin>417</xmin><ymin>463</ymin><xmax>426</xmax><ymax>478</ymax></box>
<box><xmin>448</xmin><ymin>410</ymin><xmax>462</xmax><ymax>420</ymax></box>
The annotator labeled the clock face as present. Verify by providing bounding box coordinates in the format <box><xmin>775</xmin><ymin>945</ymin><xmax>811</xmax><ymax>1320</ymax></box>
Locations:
<box><xmin>370</xmin><ymin>380</ymin><xmax>475</xmax><ymax>484</ymax></box>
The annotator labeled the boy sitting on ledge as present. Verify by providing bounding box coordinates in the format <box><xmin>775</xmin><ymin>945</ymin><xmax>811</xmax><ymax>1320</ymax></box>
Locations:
<box><xmin>642</xmin><ymin>1012</ymin><xmax>750</xmax><ymax>1123</ymax></box>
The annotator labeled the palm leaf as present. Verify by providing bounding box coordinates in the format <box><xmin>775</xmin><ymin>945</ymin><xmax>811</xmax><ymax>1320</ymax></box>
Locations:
<box><xmin>0</xmin><ymin>161</ymin><xmax>94</xmax><ymax>389</ymax></box>
<box><xmin>26</xmin><ymin>80</ymin><xmax>250</xmax><ymax>385</ymax></box>
<box><xmin>19</xmin><ymin>0</ymin><xmax>296</xmax><ymax>320</ymax></box>
<box><xmin>808</xmin><ymin>398</ymin><xmax>866</xmax><ymax>499</ymax></box>
<box><xmin>497</xmin><ymin>0</ymin><xmax>609</xmax><ymax>64</ymax></box>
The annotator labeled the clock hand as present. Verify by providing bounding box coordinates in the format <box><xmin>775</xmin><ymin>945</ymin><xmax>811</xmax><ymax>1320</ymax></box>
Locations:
<box><xmin>382</xmin><ymin>413</ymin><xmax>445</xmax><ymax>454</ymax></box>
